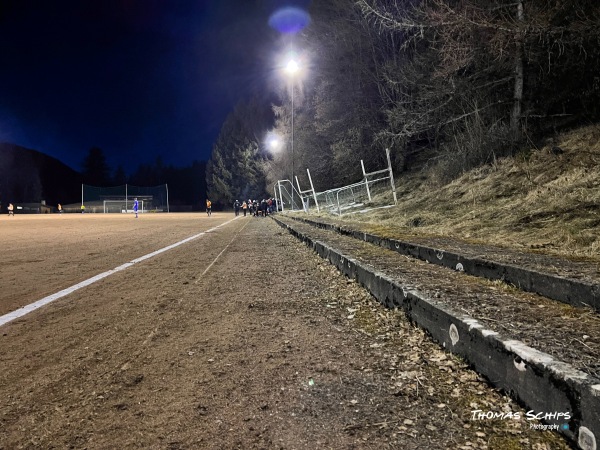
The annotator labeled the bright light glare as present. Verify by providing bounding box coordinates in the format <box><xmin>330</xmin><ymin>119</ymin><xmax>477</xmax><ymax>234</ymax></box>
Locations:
<box><xmin>267</xmin><ymin>134</ymin><xmax>282</xmax><ymax>151</ymax></box>
<box><xmin>285</xmin><ymin>59</ymin><xmax>299</xmax><ymax>75</ymax></box>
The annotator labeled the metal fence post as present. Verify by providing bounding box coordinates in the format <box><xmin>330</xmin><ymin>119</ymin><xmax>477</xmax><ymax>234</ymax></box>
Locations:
<box><xmin>386</xmin><ymin>148</ymin><xmax>398</xmax><ymax>205</ymax></box>
<box><xmin>307</xmin><ymin>168</ymin><xmax>319</xmax><ymax>213</ymax></box>
<box><xmin>361</xmin><ymin>160</ymin><xmax>372</xmax><ymax>202</ymax></box>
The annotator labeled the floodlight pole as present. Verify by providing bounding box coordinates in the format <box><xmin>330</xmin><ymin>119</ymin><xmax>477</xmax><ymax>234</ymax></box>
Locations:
<box><xmin>166</xmin><ymin>183</ymin><xmax>169</xmax><ymax>213</ymax></box>
<box><xmin>291</xmin><ymin>83</ymin><xmax>294</xmax><ymax>210</ymax></box>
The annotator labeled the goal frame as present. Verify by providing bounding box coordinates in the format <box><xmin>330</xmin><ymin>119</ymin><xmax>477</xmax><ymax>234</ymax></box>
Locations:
<box><xmin>103</xmin><ymin>200</ymin><xmax>144</xmax><ymax>214</ymax></box>
<box><xmin>82</xmin><ymin>183</ymin><xmax>169</xmax><ymax>213</ymax></box>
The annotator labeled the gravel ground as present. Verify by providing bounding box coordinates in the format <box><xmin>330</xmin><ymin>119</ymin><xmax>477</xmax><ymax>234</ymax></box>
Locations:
<box><xmin>0</xmin><ymin>214</ymin><xmax>571</xmax><ymax>449</ymax></box>
<box><xmin>276</xmin><ymin>216</ymin><xmax>600</xmax><ymax>380</ymax></box>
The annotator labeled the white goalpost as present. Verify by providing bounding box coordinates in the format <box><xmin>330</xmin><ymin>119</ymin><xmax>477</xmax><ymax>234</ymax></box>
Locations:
<box><xmin>82</xmin><ymin>184</ymin><xmax>169</xmax><ymax>213</ymax></box>
<box><xmin>103</xmin><ymin>200</ymin><xmax>144</xmax><ymax>214</ymax></box>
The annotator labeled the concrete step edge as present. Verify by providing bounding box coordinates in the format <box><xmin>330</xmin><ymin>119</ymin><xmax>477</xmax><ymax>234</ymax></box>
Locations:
<box><xmin>274</xmin><ymin>216</ymin><xmax>599</xmax><ymax>450</ymax></box>
<box><xmin>290</xmin><ymin>216</ymin><xmax>600</xmax><ymax>313</ymax></box>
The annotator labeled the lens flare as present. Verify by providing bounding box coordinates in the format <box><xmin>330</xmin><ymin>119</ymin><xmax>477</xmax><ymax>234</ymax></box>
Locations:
<box><xmin>268</xmin><ymin>7</ymin><xmax>310</xmax><ymax>34</ymax></box>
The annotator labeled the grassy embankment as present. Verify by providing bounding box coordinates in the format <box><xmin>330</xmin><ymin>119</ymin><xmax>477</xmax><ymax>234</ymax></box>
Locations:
<box><xmin>312</xmin><ymin>125</ymin><xmax>600</xmax><ymax>263</ymax></box>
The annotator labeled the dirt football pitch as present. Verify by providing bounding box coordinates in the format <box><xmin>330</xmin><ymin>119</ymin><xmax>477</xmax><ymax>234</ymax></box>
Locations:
<box><xmin>0</xmin><ymin>213</ymin><xmax>571</xmax><ymax>449</ymax></box>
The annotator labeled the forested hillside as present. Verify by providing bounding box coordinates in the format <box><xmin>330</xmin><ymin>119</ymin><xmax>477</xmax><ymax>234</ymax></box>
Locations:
<box><xmin>316</xmin><ymin>124</ymin><xmax>600</xmax><ymax>260</ymax></box>
<box><xmin>0</xmin><ymin>143</ymin><xmax>82</xmax><ymax>206</ymax></box>
<box><xmin>207</xmin><ymin>0</ymin><xmax>600</xmax><ymax>201</ymax></box>
<box><xmin>206</xmin><ymin>96</ymin><xmax>275</xmax><ymax>208</ymax></box>
<box><xmin>0</xmin><ymin>144</ymin><xmax>207</xmax><ymax>210</ymax></box>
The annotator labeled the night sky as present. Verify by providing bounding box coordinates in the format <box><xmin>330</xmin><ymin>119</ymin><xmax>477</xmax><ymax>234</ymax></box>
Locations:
<box><xmin>0</xmin><ymin>1</ymin><xmax>306</xmax><ymax>173</ymax></box>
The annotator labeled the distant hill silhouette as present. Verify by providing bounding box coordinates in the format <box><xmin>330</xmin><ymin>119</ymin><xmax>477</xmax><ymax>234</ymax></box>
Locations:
<box><xmin>0</xmin><ymin>143</ymin><xmax>82</xmax><ymax>207</ymax></box>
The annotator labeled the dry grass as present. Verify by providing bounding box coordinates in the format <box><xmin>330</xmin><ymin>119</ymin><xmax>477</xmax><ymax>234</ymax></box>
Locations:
<box><xmin>313</xmin><ymin>124</ymin><xmax>600</xmax><ymax>262</ymax></box>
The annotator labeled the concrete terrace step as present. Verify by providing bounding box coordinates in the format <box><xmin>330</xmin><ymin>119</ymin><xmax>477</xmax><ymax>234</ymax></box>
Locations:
<box><xmin>289</xmin><ymin>216</ymin><xmax>600</xmax><ymax>314</ymax></box>
<box><xmin>273</xmin><ymin>216</ymin><xmax>600</xmax><ymax>450</ymax></box>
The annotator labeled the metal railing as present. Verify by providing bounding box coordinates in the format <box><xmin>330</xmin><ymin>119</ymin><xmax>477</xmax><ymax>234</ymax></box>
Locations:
<box><xmin>275</xmin><ymin>148</ymin><xmax>398</xmax><ymax>216</ymax></box>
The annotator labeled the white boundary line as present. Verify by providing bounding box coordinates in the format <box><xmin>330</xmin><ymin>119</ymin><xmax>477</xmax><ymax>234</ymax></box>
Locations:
<box><xmin>0</xmin><ymin>216</ymin><xmax>240</xmax><ymax>328</ymax></box>
<box><xmin>197</xmin><ymin>218</ymin><xmax>251</xmax><ymax>279</ymax></box>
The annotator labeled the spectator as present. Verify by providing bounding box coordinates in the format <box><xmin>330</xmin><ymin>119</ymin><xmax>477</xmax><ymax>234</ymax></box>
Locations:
<box><xmin>261</xmin><ymin>199</ymin><xmax>268</xmax><ymax>217</ymax></box>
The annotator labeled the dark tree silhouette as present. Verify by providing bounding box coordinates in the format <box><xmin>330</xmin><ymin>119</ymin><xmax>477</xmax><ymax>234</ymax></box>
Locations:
<box><xmin>82</xmin><ymin>147</ymin><xmax>112</xmax><ymax>186</ymax></box>
<box><xmin>206</xmin><ymin>96</ymin><xmax>274</xmax><ymax>207</ymax></box>
<box><xmin>113</xmin><ymin>165</ymin><xmax>127</xmax><ymax>185</ymax></box>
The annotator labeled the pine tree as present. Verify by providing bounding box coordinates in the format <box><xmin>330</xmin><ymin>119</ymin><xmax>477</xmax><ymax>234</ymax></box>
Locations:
<box><xmin>82</xmin><ymin>147</ymin><xmax>112</xmax><ymax>186</ymax></box>
<box><xmin>206</xmin><ymin>96</ymin><xmax>273</xmax><ymax>206</ymax></box>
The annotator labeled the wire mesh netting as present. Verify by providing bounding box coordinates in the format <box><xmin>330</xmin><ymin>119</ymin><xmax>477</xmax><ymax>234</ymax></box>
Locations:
<box><xmin>315</xmin><ymin>176</ymin><xmax>394</xmax><ymax>215</ymax></box>
<box><xmin>82</xmin><ymin>184</ymin><xmax>169</xmax><ymax>213</ymax></box>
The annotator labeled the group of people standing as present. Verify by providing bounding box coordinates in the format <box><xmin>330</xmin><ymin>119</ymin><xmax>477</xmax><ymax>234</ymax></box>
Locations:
<box><xmin>206</xmin><ymin>198</ymin><xmax>276</xmax><ymax>217</ymax></box>
<box><xmin>233</xmin><ymin>198</ymin><xmax>276</xmax><ymax>217</ymax></box>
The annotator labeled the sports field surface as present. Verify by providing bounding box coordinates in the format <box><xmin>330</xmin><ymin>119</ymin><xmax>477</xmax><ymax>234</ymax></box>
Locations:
<box><xmin>1</xmin><ymin>213</ymin><xmax>235</xmax><ymax>317</ymax></box>
<box><xmin>0</xmin><ymin>213</ymin><xmax>570</xmax><ymax>449</ymax></box>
